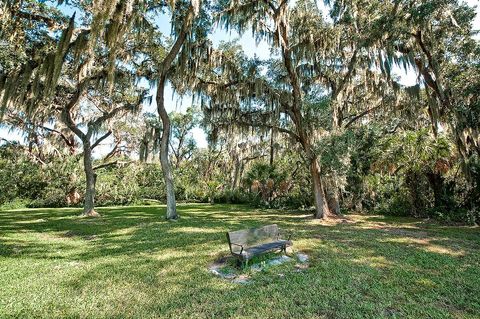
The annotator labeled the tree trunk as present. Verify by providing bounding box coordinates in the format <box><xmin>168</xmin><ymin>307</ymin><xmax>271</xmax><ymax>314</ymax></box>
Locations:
<box><xmin>310</xmin><ymin>157</ymin><xmax>330</xmax><ymax>219</ymax></box>
<box><xmin>231</xmin><ymin>156</ymin><xmax>241</xmax><ymax>190</ymax></box>
<box><xmin>157</xmin><ymin>75</ymin><xmax>177</xmax><ymax>220</ymax></box>
<box><xmin>140</xmin><ymin>137</ymin><xmax>148</xmax><ymax>162</ymax></box>
<box><xmin>325</xmin><ymin>183</ymin><xmax>341</xmax><ymax>215</ymax></box>
<box><xmin>426</xmin><ymin>171</ymin><xmax>446</xmax><ymax>208</ymax></box>
<box><xmin>238</xmin><ymin>162</ymin><xmax>245</xmax><ymax>188</ymax></box>
<box><xmin>275</xmin><ymin>1</ymin><xmax>333</xmax><ymax>219</ymax></box>
<box><xmin>152</xmin><ymin>5</ymin><xmax>194</xmax><ymax>219</ymax></box>
<box><xmin>270</xmin><ymin>127</ymin><xmax>275</xmax><ymax>166</ymax></box>
<box><xmin>82</xmin><ymin>141</ymin><xmax>99</xmax><ymax>217</ymax></box>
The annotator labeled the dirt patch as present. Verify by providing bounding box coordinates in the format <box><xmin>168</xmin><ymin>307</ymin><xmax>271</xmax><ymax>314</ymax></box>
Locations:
<box><xmin>62</xmin><ymin>231</ymin><xmax>77</xmax><ymax>238</ymax></box>
<box><xmin>60</xmin><ymin>231</ymin><xmax>97</xmax><ymax>241</ymax></box>
<box><xmin>382</xmin><ymin>228</ymin><xmax>429</xmax><ymax>238</ymax></box>
<box><xmin>309</xmin><ymin>215</ymin><xmax>356</xmax><ymax>226</ymax></box>
<box><xmin>208</xmin><ymin>252</ymin><xmax>310</xmax><ymax>284</ymax></box>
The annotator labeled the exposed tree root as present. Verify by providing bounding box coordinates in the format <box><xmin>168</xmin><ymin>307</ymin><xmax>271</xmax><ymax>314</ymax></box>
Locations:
<box><xmin>81</xmin><ymin>209</ymin><xmax>101</xmax><ymax>217</ymax></box>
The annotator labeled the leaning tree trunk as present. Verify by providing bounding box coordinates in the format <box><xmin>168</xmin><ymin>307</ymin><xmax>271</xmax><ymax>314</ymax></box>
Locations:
<box><xmin>82</xmin><ymin>141</ymin><xmax>99</xmax><ymax>217</ymax></box>
<box><xmin>152</xmin><ymin>5</ymin><xmax>194</xmax><ymax>220</ymax></box>
<box><xmin>157</xmin><ymin>75</ymin><xmax>177</xmax><ymax>220</ymax></box>
<box><xmin>310</xmin><ymin>156</ymin><xmax>331</xmax><ymax>219</ymax></box>
<box><xmin>276</xmin><ymin>4</ymin><xmax>332</xmax><ymax>220</ymax></box>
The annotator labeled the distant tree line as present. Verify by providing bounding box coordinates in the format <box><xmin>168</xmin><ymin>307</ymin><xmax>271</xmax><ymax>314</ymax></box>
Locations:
<box><xmin>0</xmin><ymin>0</ymin><xmax>478</xmax><ymax>223</ymax></box>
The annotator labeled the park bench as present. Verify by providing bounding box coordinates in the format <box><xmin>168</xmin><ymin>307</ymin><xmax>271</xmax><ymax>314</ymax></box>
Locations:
<box><xmin>226</xmin><ymin>224</ymin><xmax>292</xmax><ymax>267</ymax></box>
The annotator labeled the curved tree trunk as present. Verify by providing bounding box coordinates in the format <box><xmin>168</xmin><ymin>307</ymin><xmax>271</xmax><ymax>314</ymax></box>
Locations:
<box><xmin>275</xmin><ymin>3</ymin><xmax>332</xmax><ymax>220</ymax></box>
<box><xmin>61</xmin><ymin>91</ymin><xmax>100</xmax><ymax>217</ymax></box>
<box><xmin>82</xmin><ymin>141</ymin><xmax>99</xmax><ymax>217</ymax></box>
<box><xmin>310</xmin><ymin>157</ymin><xmax>331</xmax><ymax>219</ymax></box>
<box><xmin>152</xmin><ymin>5</ymin><xmax>194</xmax><ymax>220</ymax></box>
<box><xmin>157</xmin><ymin>75</ymin><xmax>177</xmax><ymax>220</ymax></box>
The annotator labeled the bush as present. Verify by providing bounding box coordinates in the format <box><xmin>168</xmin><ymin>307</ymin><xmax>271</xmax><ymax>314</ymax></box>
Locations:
<box><xmin>214</xmin><ymin>189</ymin><xmax>251</xmax><ymax>204</ymax></box>
<box><xmin>136</xmin><ymin>163</ymin><xmax>167</xmax><ymax>201</ymax></box>
<box><xmin>0</xmin><ymin>198</ymin><xmax>30</xmax><ymax>210</ymax></box>
<box><xmin>29</xmin><ymin>187</ymin><xmax>68</xmax><ymax>208</ymax></box>
<box><xmin>96</xmin><ymin>164</ymin><xmax>141</xmax><ymax>206</ymax></box>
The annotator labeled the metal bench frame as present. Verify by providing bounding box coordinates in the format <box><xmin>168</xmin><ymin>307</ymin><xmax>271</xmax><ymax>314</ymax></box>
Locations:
<box><xmin>226</xmin><ymin>224</ymin><xmax>292</xmax><ymax>268</ymax></box>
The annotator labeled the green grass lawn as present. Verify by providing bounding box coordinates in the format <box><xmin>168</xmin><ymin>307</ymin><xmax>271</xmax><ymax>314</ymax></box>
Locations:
<box><xmin>0</xmin><ymin>204</ymin><xmax>479</xmax><ymax>318</ymax></box>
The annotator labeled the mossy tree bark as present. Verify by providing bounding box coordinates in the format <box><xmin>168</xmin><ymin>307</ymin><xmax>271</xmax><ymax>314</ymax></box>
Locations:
<box><xmin>276</xmin><ymin>2</ymin><xmax>331</xmax><ymax>219</ymax></box>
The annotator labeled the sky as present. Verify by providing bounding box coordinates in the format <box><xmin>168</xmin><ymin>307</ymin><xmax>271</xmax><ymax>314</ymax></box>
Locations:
<box><xmin>1</xmin><ymin>0</ymin><xmax>479</xmax><ymax>154</ymax></box>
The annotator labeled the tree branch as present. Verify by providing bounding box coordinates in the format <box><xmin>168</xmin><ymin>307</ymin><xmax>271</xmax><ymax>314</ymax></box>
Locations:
<box><xmin>343</xmin><ymin>99</ymin><xmax>382</xmax><ymax>128</ymax></box>
<box><xmin>91</xmin><ymin>131</ymin><xmax>112</xmax><ymax>149</ymax></box>
<box><xmin>104</xmin><ymin>142</ymin><xmax>120</xmax><ymax>161</ymax></box>
<box><xmin>14</xmin><ymin>10</ymin><xmax>62</xmax><ymax>29</ymax></box>
<box><xmin>334</xmin><ymin>47</ymin><xmax>358</xmax><ymax>99</ymax></box>
<box><xmin>216</xmin><ymin>120</ymin><xmax>301</xmax><ymax>142</ymax></box>
<box><xmin>93</xmin><ymin>161</ymin><xmax>118</xmax><ymax>171</ymax></box>
<box><xmin>196</xmin><ymin>77</ymin><xmax>240</xmax><ymax>89</ymax></box>
<box><xmin>90</xmin><ymin>103</ymin><xmax>134</xmax><ymax>130</ymax></box>
<box><xmin>160</xmin><ymin>6</ymin><xmax>195</xmax><ymax>75</ymax></box>
<box><xmin>40</xmin><ymin>126</ymin><xmax>76</xmax><ymax>151</ymax></box>
<box><xmin>62</xmin><ymin>90</ymin><xmax>86</xmax><ymax>140</ymax></box>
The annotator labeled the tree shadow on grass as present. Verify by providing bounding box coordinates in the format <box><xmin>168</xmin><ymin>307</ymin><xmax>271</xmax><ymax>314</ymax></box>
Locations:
<box><xmin>0</xmin><ymin>204</ymin><xmax>305</xmax><ymax>261</ymax></box>
<box><xmin>57</xmin><ymin>221</ymin><xmax>479</xmax><ymax>317</ymax></box>
<box><xmin>1</xmin><ymin>205</ymin><xmax>479</xmax><ymax>317</ymax></box>
<box><xmin>1</xmin><ymin>205</ymin><xmax>478</xmax><ymax>264</ymax></box>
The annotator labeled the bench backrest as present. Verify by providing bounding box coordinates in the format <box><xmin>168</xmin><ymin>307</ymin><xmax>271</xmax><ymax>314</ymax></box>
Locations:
<box><xmin>226</xmin><ymin>224</ymin><xmax>279</xmax><ymax>253</ymax></box>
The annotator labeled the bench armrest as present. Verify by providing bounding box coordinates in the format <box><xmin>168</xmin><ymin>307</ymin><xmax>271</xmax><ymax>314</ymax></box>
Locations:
<box><xmin>230</xmin><ymin>243</ymin><xmax>244</xmax><ymax>254</ymax></box>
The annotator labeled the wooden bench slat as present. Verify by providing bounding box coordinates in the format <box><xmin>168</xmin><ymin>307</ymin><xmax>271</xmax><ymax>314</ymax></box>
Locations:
<box><xmin>242</xmin><ymin>240</ymin><xmax>292</xmax><ymax>258</ymax></box>
<box><xmin>226</xmin><ymin>224</ymin><xmax>292</xmax><ymax>265</ymax></box>
<box><xmin>227</xmin><ymin>224</ymin><xmax>279</xmax><ymax>246</ymax></box>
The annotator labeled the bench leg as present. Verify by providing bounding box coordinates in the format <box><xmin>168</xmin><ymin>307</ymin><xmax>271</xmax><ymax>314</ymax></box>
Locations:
<box><xmin>239</xmin><ymin>258</ymin><xmax>248</xmax><ymax>270</ymax></box>
<box><xmin>237</xmin><ymin>258</ymin><xmax>248</xmax><ymax>270</ymax></box>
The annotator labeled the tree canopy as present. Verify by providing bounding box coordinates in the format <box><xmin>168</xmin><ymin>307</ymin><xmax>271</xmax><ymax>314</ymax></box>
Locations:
<box><xmin>0</xmin><ymin>0</ymin><xmax>479</xmax><ymax>223</ymax></box>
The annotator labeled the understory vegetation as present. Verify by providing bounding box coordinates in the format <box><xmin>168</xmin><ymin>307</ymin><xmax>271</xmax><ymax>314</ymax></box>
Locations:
<box><xmin>1</xmin><ymin>1</ymin><xmax>479</xmax><ymax>317</ymax></box>
<box><xmin>1</xmin><ymin>0</ymin><xmax>479</xmax><ymax>222</ymax></box>
<box><xmin>1</xmin><ymin>126</ymin><xmax>478</xmax><ymax>224</ymax></box>
<box><xmin>0</xmin><ymin>204</ymin><xmax>479</xmax><ymax>318</ymax></box>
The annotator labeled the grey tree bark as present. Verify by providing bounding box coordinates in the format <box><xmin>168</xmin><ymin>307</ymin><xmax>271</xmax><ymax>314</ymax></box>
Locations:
<box><xmin>274</xmin><ymin>1</ymin><xmax>332</xmax><ymax>219</ymax></box>
<box><xmin>325</xmin><ymin>180</ymin><xmax>341</xmax><ymax>216</ymax></box>
<box><xmin>154</xmin><ymin>5</ymin><xmax>194</xmax><ymax>220</ymax></box>
<box><xmin>82</xmin><ymin>140</ymin><xmax>99</xmax><ymax>217</ymax></box>
<box><xmin>310</xmin><ymin>157</ymin><xmax>331</xmax><ymax>219</ymax></box>
<box><xmin>62</xmin><ymin>82</ymin><xmax>130</xmax><ymax>217</ymax></box>
<box><xmin>231</xmin><ymin>155</ymin><xmax>241</xmax><ymax>190</ymax></box>
<box><xmin>269</xmin><ymin>127</ymin><xmax>276</xmax><ymax>166</ymax></box>
<box><xmin>62</xmin><ymin>89</ymin><xmax>100</xmax><ymax>217</ymax></box>
<box><xmin>157</xmin><ymin>75</ymin><xmax>178</xmax><ymax>220</ymax></box>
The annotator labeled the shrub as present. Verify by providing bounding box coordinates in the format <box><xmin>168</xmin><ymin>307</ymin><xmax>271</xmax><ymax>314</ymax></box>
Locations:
<box><xmin>0</xmin><ymin>198</ymin><xmax>30</xmax><ymax>210</ymax></box>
